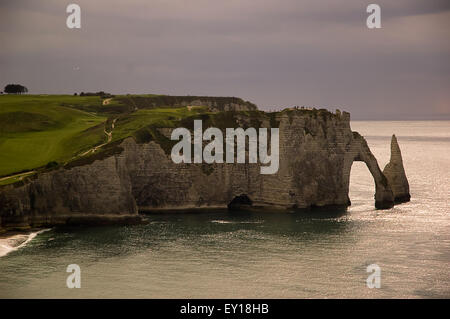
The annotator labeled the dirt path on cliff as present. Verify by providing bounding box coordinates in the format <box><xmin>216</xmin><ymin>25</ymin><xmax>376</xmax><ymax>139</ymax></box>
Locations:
<box><xmin>1</xmin><ymin>119</ymin><xmax>117</xmax><ymax>183</ymax></box>
<box><xmin>80</xmin><ymin>118</ymin><xmax>117</xmax><ymax>157</ymax></box>
<box><xmin>102</xmin><ymin>98</ymin><xmax>112</xmax><ymax>105</ymax></box>
<box><xmin>0</xmin><ymin>171</ymin><xmax>36</xmax><ymax>182</ymax></box>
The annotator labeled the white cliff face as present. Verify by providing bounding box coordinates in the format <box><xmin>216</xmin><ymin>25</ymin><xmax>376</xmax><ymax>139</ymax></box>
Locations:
<box><xmin>383</xmin><ymin>135</ymin><xmax>411</xmax><ymax>203</ymax></box>
<box><xmin>0</xmin><ymin>110</ymin><xmax>409</xmax><ymax>231</ymax></box>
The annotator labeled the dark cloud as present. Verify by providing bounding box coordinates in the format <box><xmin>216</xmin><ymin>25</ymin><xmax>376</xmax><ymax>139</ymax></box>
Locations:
<box><xmin>1</xmin><ymin>0</ymin><xmax>449</xmax><ymax>119</ymax></box>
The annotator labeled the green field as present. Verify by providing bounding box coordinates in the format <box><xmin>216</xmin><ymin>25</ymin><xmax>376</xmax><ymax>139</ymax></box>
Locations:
<box><xmin>0</xmin><ymin>95</ymin><xmax>109</xmax><ymax>177</ymax></box>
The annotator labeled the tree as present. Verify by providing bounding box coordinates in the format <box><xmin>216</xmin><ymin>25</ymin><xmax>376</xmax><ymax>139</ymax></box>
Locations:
<box><xmin>4</xmin><ymin>84</ymin><xmax>28</xmax><ymax>94</ymax></box>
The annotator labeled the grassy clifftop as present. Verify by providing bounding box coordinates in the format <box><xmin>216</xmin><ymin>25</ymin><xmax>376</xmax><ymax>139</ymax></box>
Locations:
<box><xmin>0</xmin><ymin>95</ymin><xmax>106</xmax><ymax>178</ymax></box>
<box><xmin>0</xmin><ymin>94</ymin><xmax>337</xmax><ymax>186</ymax></box>
<box><xmin>0</xmin><ymin>94</ymin><xmax>258</xmax><ymax>184</ymax></box>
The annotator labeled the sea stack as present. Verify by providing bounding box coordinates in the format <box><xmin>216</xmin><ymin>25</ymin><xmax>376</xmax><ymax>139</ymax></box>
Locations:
<box><xmin>383</xmin><ymin>135</ymin><xmax>411</xmax><ymax>203</ymax></box>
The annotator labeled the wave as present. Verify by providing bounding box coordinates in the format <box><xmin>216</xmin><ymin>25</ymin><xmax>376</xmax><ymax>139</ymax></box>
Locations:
<box><xmin>0</xmin><ymin>229</ymin><xmax>50</xmax><ymax>258</ymax></box>
<box><xmin>211</xmin><ymin>220</ymin><xmax>264</xmax><ymax>224</ymax></box>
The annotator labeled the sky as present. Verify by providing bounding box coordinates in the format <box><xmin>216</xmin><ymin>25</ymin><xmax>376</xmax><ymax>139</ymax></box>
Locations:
<box><xmin>0</xmin><ymin>0</ymin><xmax>449</xmax><ymax>119</ymax></box>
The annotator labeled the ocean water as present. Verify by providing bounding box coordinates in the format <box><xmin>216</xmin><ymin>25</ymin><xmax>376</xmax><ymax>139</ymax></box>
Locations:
<box><xmin>0</xmin><ymin>121</ymin><xmax>449</xmax><ymax>298</ymax></box>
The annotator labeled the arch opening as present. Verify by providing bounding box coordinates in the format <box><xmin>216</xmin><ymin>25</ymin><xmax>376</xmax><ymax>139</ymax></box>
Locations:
<box><xmin>349</xmin><ymin>161</ymin><xmax>377</xmax><ymax>210</ymax></box>
<box><xmin>228</xmin><ymin>194</ymin><xmax>253</xmax><ymax>210</ymax></box>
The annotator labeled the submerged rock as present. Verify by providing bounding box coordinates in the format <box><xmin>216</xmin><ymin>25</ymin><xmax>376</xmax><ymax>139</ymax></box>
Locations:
<box><xmin>383</xmin><ymin>135</ymin><xmax>411</xmax><ymax>203</ymax></box>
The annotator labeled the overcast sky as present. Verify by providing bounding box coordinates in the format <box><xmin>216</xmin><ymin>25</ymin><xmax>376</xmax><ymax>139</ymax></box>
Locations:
<box><xmin>1</xmin><ymin>0</ymin><xmax>449</xmax><ymax>119</ymax></box>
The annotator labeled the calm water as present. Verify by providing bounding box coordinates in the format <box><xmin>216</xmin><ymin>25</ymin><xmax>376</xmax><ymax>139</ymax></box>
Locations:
<box><xmin>0</xmin><ymin>121</ymin><xmax>449</xmax><ymax>298</ymax></box>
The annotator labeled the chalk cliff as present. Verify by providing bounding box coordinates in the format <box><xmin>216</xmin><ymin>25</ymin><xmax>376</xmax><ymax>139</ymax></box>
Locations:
<box><xmin>0</xmin><ymin>109</ymin><xmax>410</xmax><ymax>231</ymax></box>
<box><xmin>383</xmin><ymin>135</ymin><xmax>411</xmax><ymax>203</ymax></box>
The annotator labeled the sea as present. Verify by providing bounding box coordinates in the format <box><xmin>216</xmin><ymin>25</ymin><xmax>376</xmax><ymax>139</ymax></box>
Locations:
<box><xmin>0</xmin><ymin>121</ymin><xmax>449</xmax><ymax>298</ymax></box>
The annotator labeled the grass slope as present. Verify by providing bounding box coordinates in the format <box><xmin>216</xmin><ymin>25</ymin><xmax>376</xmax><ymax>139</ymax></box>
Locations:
<box><xmin>0</xmin><ymin>95</ymin><xmax>107</xmax><ymax>177</ymax></box>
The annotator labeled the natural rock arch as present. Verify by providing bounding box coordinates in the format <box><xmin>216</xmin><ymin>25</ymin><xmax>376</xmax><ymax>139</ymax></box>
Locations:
<box><xmin>343</xmin><ymin>132</ymin><xmax>395</xmax><ymax>209</ymax></box>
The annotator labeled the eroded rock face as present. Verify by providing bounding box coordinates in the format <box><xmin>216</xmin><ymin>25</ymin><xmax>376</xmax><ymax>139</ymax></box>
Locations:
<box><xmin>0</xmin><ymin>155</ymin><xmax>140</xmax><ymax>231</ymax></box>
<box><xmin>0</xmin><ymin>110</ymin><xmax>408</xmax><ymax>231</ymax></box>
<box><xmin>383</xmin><ymin>135</ymin><xmax>411</xmax><ymax>203</ymax></box>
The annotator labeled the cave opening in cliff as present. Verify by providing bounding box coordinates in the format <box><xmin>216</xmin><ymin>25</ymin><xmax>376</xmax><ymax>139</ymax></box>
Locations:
<box><xmin>349</xmin><ymin>161</ymin><xmax>376</xmax><ymax>209</ymax></box>
<box><xmin>228</xmin><ymin>194</ymin><xmax>253</xmax><ymax>211</ymax></box>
